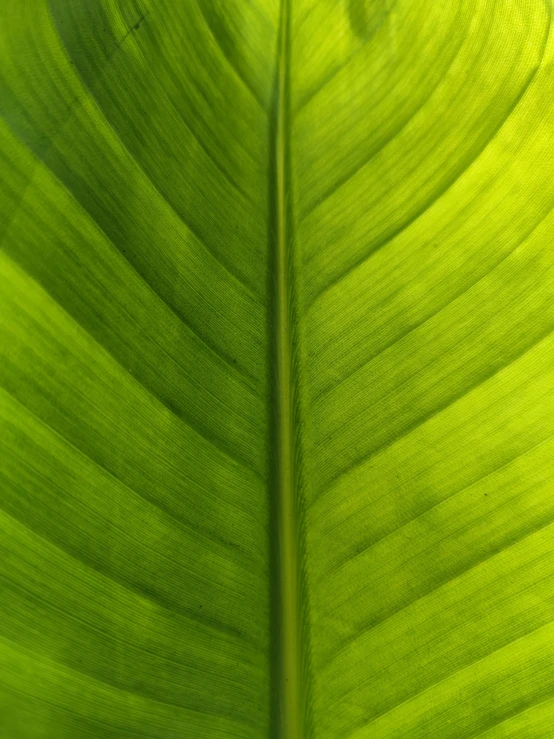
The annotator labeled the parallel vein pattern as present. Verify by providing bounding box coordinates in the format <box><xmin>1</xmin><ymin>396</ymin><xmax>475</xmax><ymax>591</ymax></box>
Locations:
<box><xmin>293</xmin><ymin>0</ymin><xmax>554</xmax><ymax>737</ymax></box>
<box><xmin>3</xmin><ymin>1</ymin><xmax>554</xmax><ymax>738</ymax></box>
<box><xmin>0</xmin><ymin>1</ymin><xmax>279</xmax><ymax>737</ymax></box>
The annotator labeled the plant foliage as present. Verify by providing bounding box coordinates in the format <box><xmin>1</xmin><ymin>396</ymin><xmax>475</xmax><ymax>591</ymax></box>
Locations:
<box><xmin>2</xmin><ymin>0</ymin><xmax>554</xmax><ymax>737</ymax></box>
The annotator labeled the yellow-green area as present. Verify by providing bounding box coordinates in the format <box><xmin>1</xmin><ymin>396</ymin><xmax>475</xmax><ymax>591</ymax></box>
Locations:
<box><xmin>2</xmin><ymin>1</ymin><xmax>554</xmax><ymax>738</ymax></box>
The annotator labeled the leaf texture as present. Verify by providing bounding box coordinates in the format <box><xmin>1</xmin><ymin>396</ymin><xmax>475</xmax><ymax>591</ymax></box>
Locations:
<box><xmin>2</xmin><ymin>0</ymin><xmax>554</xmax><ymax>738</ymax></box>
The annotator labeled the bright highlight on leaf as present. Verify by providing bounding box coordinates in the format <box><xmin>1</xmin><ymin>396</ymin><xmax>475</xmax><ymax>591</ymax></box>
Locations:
<box><xmin>1</xmin><ymin>0</ymin><xmax>554</xmax><ymax>737</ymax></box>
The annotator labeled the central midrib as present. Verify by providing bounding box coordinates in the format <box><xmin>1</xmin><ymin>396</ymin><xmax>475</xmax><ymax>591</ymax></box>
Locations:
<box><xmin>272</xmin><ymin>0</ymin><xmax>303</xmax><ymax>736</ymax></box>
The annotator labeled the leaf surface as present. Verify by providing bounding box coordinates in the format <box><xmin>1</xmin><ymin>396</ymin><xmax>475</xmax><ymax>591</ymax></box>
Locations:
<box><xmin>2</xmin><ymin>1</ymin><xmax>554</xmax><ymax>737</ymax></box>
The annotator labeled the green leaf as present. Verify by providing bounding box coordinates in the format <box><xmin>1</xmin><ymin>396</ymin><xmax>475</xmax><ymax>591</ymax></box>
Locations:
<box><xmin>1</xmin><ymin>0</ymin><xmax>554</xmax><ymax>737</ymax></box>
